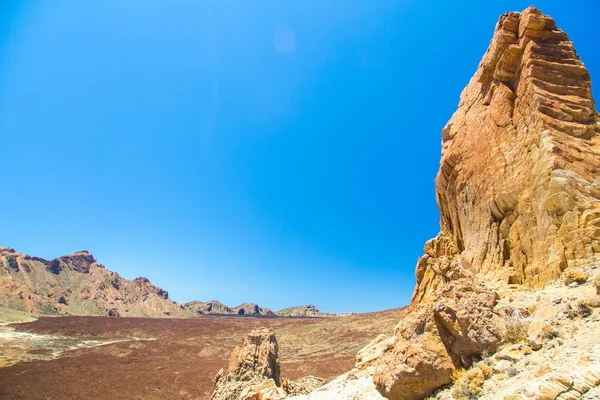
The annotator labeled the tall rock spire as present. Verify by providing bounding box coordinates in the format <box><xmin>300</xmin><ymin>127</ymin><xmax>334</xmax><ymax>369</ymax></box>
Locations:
<box><xmin>373</xmin><ymin>7</ymin><xmax>600</xmax><ymax>400</ymax></box>
<box><xmin>415</xmin><ymin>6</ymin><xmax>600</xmax><ymax>305</ymax></box>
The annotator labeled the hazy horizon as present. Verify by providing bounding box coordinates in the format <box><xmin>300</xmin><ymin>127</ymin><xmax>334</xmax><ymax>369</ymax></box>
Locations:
<box><xmin>1</xmin><ymin>0</ymin><xmax>598</xmax><ymax>313</ymax></box>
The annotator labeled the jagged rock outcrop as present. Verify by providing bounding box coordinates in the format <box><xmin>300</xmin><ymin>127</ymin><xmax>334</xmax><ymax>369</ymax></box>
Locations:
<box><xmin>373</xmin><ymin>279</ymin><xmax>503</xmax><ymax>399</ymax></box>
<box><xmin>0</xmin><ymin>247</ymin><xmax>191</xmax><ymax>317</ymax></box>
<box><xmin>371</xmin><ymin>6</ymin><xmax>599</xmax><ymax>400</ymax></box>
<box><xmin>211</xmin><ymin>327</ymin><xmax>286</xmax><ymax>400</ymax></box>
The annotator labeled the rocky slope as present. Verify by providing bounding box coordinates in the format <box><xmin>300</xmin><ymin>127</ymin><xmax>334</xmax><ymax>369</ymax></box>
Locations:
<box><xmin>220</xmin><ymin>6</ymin><xmax>600</xmax><ymax>400</ymax></box>
<box><xmin>0</xmin><ymin>247</ymin><xmax>190</xmax><ymax>318</ymax></box>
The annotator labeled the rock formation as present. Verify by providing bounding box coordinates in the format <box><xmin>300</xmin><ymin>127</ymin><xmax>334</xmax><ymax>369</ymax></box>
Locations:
<box><xmin>185</xmin><ymin>300</ymin><xmax>234</xmax><ymax>315</ymax></box>
<box><xmin>275</xmin><ymin>305</ymin><xmax>330</xmax><ymax>318</ymax></box>
<box><xmin>234</xmin><ymin>303</ymin><xmax>275</xmax><ymax>316</ymax></box>
<box><xmin>0</xmin><ymin>247</ymin><xmax>189</xmax><ymax>317</ymax></box>
<box><xmin>211</xmin><ymin>327</ymin><xmax>286</xmax><ymax>400</ymax></box>
<box><xmin>415</xmin><ymin>6</ymin><xmax>599</xmax><ymax>299</ymax></box>
<box><xmin>372</xmin><ymin>6</ymin><xmax>600</xmax><ymax>399</ymax></box>
<box><xmin>372</xmin><ymin>7</ymin><xmax>600</xmax><ymax>399</ymax></box>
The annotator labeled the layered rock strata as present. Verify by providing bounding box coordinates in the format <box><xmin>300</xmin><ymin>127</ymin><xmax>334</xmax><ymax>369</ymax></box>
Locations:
<box><xmin>417</xmin><ymin>6</ymin><xmax>600</xmax><ymax>297</ymax></box>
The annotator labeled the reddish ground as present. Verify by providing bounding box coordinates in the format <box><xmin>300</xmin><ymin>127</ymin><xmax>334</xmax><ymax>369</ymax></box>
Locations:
<box><xmin>0</xmin><ymin>309</ymin><xmax>403</xmax><ymax>399</ymax></box>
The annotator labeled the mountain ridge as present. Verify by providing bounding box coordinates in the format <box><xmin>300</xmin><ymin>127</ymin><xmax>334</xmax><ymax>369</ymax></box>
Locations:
<box><xmin>0</xmin><ymin>246</ymin><xmax>331</xmax><ymax>318</ymax></box>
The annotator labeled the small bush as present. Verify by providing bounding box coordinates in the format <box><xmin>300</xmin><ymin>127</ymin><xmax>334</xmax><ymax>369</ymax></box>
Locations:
<box><xmin>478</xmin><ymin>363</ymin><xmax>492</xmax><ymax>378</ymax></box>
<box><xmin>503</xmin><ymin>309</ymin><xmax>532</xmax><ymax>344</ymax></box>
<box><xmin>504</xmin><ymin>395</ymin><xmax>519</xmax><ymax>400</ymax></box>
<box><xmin>451</xmin><ymin>368</ymin><xmax>467</xmax><ymax>382</ymax></box>
<box><xmin>451</xmin><ymin>365</ymin><xmax>490</xmax><ymax>400</ymax></box>
<box><xmin>563</xmin><ymin>269</ymin><xmax>589</xmax><ymax>285</ymax></box>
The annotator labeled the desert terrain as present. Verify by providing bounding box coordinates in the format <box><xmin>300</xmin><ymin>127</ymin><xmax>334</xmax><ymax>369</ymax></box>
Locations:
<box><xmin>0</xmin><ymin>308</ymin><xmax>403</xmax><ymax>400</ymax></box>
<box><xmin>1</xmin><ymin>5</ymin><xmax>600</xmax><ymax>400</ymax></box>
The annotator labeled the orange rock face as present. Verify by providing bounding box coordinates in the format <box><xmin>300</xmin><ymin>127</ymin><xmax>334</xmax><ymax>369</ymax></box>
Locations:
<box><xmin>417</xmin><ymin>6</ymin><xmax>600</xmax><ymax>303</ymax></box>
<box><xmin>374</xmin><ymin>7</ymin><xmax>600</xmax><ymax>400</ymax></box>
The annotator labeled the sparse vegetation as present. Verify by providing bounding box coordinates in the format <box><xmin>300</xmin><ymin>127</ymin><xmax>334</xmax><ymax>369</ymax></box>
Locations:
<box><xmin>451</xmin><ymin>363</ymin><xmax>493</xmax><ymax>400</ymax></box>
<box><xmin>503</xmin><ymin>309</ymin><xmax>532</xmax><ymax>344</ymax></box>
<box><xmin>451</xmin><ymin>368</ymin><xmax>467</xmax><ymax>382</ymax></box>
<box><xmin>541</xmin><ymin>323</ymin><xmax>558</xmax><ymax>340</ymax></box>
<box><xmin>563</xmin><ymin>269</ymin><xmax>589</xmax><ymax>285</ymax></box>
<box><xmin>504</xmin><ymin>395</ymin><xmax>520</xmax><ymax>400</ymax></box>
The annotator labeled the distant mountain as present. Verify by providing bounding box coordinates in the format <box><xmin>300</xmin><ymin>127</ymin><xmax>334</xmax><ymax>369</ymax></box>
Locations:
<box><xmin>0</xmin><ymin>246</ymin><xmax>330</xmax><ymax>319</ymax></box>
<box><xmin>183</xmin><ymin>301</ymin><xmax>274</xmax><ymax>316</ymax></box>
<box><xmin>183</xmin><ymin>302</ymin><xmax>335</xmax><ymax>317</ymax></box>
<box><xmin>0</xmin><ymin>247</ymin><xmax>190</xmax><ymax>318</ymax></box>
<box><xmin>184</xmin><ymin>300</ymin><xmax>233</xmax><ymax>315</ymax></box>
<box><xmin>275</xmin><ymin>304</ymin><xmax>331</xmax><ymax>317</ymax></box>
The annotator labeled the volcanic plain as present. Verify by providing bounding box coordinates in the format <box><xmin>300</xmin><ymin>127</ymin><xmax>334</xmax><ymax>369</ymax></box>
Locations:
<box><xmin>0</xmin><ymin>308</ymin><xmax>403</xmax><ymax>400</ymax></box>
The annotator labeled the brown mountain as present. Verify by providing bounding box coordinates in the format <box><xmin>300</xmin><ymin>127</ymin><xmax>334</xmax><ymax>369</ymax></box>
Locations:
<box><xmin>0</xmin><ymin>246</ymin><xmax>191</xmax><ymax>317</ymax></box>
<box><xmin>1</xmin><ymin>247</ymin><xmax>322</xmax><ymax>319</ymax></box>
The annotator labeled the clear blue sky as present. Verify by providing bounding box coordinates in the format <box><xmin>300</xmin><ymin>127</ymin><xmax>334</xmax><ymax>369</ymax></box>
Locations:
<box><xmin>1</xmin><ymin>1</ymin><xmax>598</xmax><ymax>313</ymax></box>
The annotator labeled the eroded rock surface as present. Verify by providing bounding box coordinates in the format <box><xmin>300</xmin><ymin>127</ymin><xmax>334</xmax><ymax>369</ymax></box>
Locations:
<box><xmin>211</xmin><ymin>327</ymin><xmax>285</xmax><ymax>400</ymax></box>
<box><xmin>427</xmin><ymin>6</ymin><xmax>599</xmax><ymax>293</ymax></box>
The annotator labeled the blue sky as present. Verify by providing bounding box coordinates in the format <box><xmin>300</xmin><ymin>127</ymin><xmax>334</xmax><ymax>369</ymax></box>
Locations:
<box><xmin>0</xmin><ymin>1</ymin><xmax>598</xmax><ymax>313</ymax></box>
